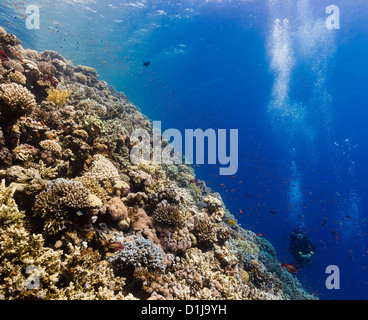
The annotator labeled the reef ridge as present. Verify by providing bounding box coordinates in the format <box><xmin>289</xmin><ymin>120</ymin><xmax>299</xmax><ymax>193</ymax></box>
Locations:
<box><xmin>0</xmin><ymin>26</ymin><xmax>316</xmax><ymax>300</ymax></box>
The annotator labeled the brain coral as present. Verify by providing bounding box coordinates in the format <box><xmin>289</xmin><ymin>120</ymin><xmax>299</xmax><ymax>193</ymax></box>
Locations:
<box><xmin>0</xmin><ymin>83</ymin><xmax>37</xmax><ymax>115</ymax></box>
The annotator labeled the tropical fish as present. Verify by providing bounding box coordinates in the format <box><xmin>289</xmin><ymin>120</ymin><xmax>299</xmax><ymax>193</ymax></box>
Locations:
<box><xmin>279</xmin><ymin>262</ymin><xmax>297</xmax><ymax>274</ymax></box>
<box><xmin>321</xmin><ymin>217</ymin><xmax>327</xmax><ymax>226</ymax></box>
<box><xmin>102</xmin><ymin>239</ymin><xmax>124</xmax><ymax>252</ymax></box>
<box><xmin>270</xmin><ymin>210</ymin><xmax>276</xmax><ymax>215</ymax></box>
<box><xmin>91</xmin><ymin>123</ymin><xmax>101</xmax><ymax>135</ymax></box>
<box><xmin>228</xmin><ymin>218</ymin><xmax>236</xmax><ymax>226</ymax></box>
<box><xmin>256</xmin><ymin>233</ymin><xmax>266</xmax><ymax>237</ymax></box>
<box><xmin>143</xmin><ymin>60</ymin><xmax>150</xmax><ymax>68</ymax></box>
<box><xmin>0</xmin><ymin>49</ymin><xmax>9</xmax><ymax>62</ymax></box>
<box><xmin>44</xmin><ymin>74</ymin><xmax>58</xmax><ymax>88</ymax></box>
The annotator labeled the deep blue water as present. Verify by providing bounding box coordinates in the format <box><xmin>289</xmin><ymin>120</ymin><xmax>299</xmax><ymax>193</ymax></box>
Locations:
<box><xmin>2</xmin><ymin>0</ymin><xmax>368</xmax><ymax>299</ymax></box>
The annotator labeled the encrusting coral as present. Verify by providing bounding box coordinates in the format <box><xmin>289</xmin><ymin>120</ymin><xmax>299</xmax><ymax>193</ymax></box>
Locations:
<box><xmin>0</xmin><ymin>27</ymin><xmax>317</xmax><ymax>300</ymax></box>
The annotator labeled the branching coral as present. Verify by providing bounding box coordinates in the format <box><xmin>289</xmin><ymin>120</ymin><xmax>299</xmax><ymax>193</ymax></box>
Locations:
<box><xmin>0</xmin><ymin>179</ymin><xmax>25</xmax><ymax>227</ymax></box>
<box><xmin>109</xmin><ymin>235</ymin><xmax>166</xmax><ymax>273</ymax></box>
<box><xmin>0</xmin><ymin>224</ymin><xmax>63</xmax><ymax>299</ymax></box>
<box><xmin>46</xmin><ymin>87</ymin><xmax>72</xmax><ymax>107</ymax></box>
<box><xmin>203</xmin><ymin>194</ymin><xmax>224</xmax><ymax>222</ymax></box>
<box><xmin>12</xmin><ymin>144</ymin><xmax>38</xmax><ymax>162</ymax></box>
<box><xmin>57</xmin><ymin>244</ymin><xmax>128</xmax><ymax>300</ymax></box>
<box><xmin>154</xmin><ymin>204</ymin><xmax>186</xmax><ymax>228</ymax></box>
<box><xmin>192</xmin><ymin>214</ymin><xmax>217</xmax><ymax>247</ymax></box>
<box><xmin>33</xmin><ymin>178</ymin><xmax>92</xmax><ymax>234</ymax></box>
<box><xmin>0</xmin><ymin>83</ymin><xmax>36</xmax><ymax>115</ymax></box>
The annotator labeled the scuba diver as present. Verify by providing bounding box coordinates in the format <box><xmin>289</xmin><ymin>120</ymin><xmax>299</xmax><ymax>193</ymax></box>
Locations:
<box><xmin>288</xmin><ymin>229</ymin><xmax>316</xmax><ymax>270</ymax></box>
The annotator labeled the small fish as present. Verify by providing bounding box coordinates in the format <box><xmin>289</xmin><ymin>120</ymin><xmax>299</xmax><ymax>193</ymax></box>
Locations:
<box><xmin>270</xmin><ymin>210</ymin><xmax>276</xmax><ymax>215</ymax></box>
<box><xmin>256</xmin><ymin>233</ymin><xmax>266</xmax><ymax>237</ymax></box>
<box><xmin>44</xmin><ymin>74</ymin><xmax>58</xmax><ymax>88</ymax></box>
<box><xmin>246</xmin><ymin>193</ymin><xmax>252</xmax><ymax>197</ymax></box>
<box><xmin>91</xmin><ymin>123</ymin><xmax>101</xmax><ymax>135</ymax></box>
<box><xmin>103</xmin><ymin>239</ymin><xmax>124</xmax><ymax>252</ymax></box>
<box><xmin>321</xmin><ymin>218</ymin><xmax>327</xmax><ymax>226</ymax></box>
<box><xmin>76</xmin><ymin>211</ymin><xmax>83</xmax><ymax>216</ymax></box>
<box><xmin>143</xmin><ymin>60</ymin><xmax>150</xmax><ymax>68</ymax></box>
<box><xmin>190</xmin><ymin>178</ymin><xmax>199</xmax><ymax>184</ymax></box>
<box><xmin>228</xmin><ymin>218</ymin><xmax>236</xmax><ymax>226</ymax></box>
<box><xmin>14</xmin><ymin>52</ymin><xmax>23</xmax><ymax>63</ymax></box>
<box><xmin>103</xmin><ymin>61</ymin><xmax>106</xmax><ymax>64</ymax></box>
<box><xmin>279</xmin><ymin>262</ymin><xmax>297</xmax><ymax>274</ymax></box>
<box><xmin>121</xmin><ymin>188</ymin><xmax>131</xmax><ymax>194</ymax></box>
<box><xmin>0</xmin><ymin>49</ymin><xmax>9</xmax><ymax>62</ymax></box>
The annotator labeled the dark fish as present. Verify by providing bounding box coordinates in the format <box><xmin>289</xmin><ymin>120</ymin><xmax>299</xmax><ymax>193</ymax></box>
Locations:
<box><xmin>246</xmin><ymin>193</ymin><xmax>252</xmax><ymax>197</ymax></box>
<box><xmin>270</xmin><ymin>210</ymin><xmax>276</xmax><ymax>215</ymax></box>
<box><xmin>143</xmin><ymin>61</ymin><xmax>150</xmax><ymax>68</ymax></box>
<box><xmin>321</xmin><ymin>218</ymin><xmax>327</xmax><ymax>226</ymax></box>
<box><xmin>190</xmin><ymin>178</ymin><xmax>199</xmax><ymax>184</ymax></box>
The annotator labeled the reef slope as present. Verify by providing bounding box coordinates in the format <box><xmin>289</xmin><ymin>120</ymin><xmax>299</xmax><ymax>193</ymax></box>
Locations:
<box><xmin>0</xmin><ymin>27</ymin><xmax>316</xmax><ymax>300</ymax></box>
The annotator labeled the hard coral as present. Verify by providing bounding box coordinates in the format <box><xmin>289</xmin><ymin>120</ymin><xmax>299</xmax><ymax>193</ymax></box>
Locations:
<box><xmin>102</xmin><ymin>196</ymin><xmax>131</xmax><ymax>230</ymax></box>
<box><xmin>0</xmin><ymin>179</ymin><xmax>25</xmax><ymax>226</ymax></box>
<box><xmin>0</xmin><ymin>83</ymin><xmax>36</xmax><ymax>115</ymax></box>
<box><xmin>154</xmin><ymin>204</ymin><xmax>186</xmax><ymax>228</ymax></box>
<box><xmin>83</xmin><ymin>154</ymin><xmax>120</xmax><ymax>184</ymax></box>
<box><xmin>33</xmin><ymin>178</ymin><xmax>92</xmax><ymax>234</ymax></box>
<box><xmin>39</xmin><ymin>139</ymin><xmax>62</xmax><ymax>154</ymax></box>
<box><xmin>46</xmin><ymin>87</ymin><xmax>72</xmax><ymax>107</ymax></box>
<box><xmin>109</xmin><ymin>235</ymin><xmax>166</xmax><ymax>273</ymax></box>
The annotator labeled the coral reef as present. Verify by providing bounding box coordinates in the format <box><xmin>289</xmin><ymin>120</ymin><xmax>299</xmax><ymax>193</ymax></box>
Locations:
<box><xmin>0</xmin><ymin>27</ymin><xmax>317</xmax><ymax>300</ymax></box>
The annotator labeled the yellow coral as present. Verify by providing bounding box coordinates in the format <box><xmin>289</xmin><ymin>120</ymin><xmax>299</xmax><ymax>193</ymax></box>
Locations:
<box><xmin>46</xmin><ymin>87</ymin><xmax>72</xmax><ymax>107</ymax></box>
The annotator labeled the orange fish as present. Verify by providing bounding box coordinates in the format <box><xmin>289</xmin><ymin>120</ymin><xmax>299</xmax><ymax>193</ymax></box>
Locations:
<box><xmin>279</xmin><ymin>262</ymin><xmax>297</xmax><ymax>274</ymax></box>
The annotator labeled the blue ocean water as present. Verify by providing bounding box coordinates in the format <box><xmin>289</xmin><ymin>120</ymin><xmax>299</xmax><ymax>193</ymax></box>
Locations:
<box><xmin>1</xmin><ymin>0</ymin><xmax>368</xmax><ymax>299</ymax></box>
